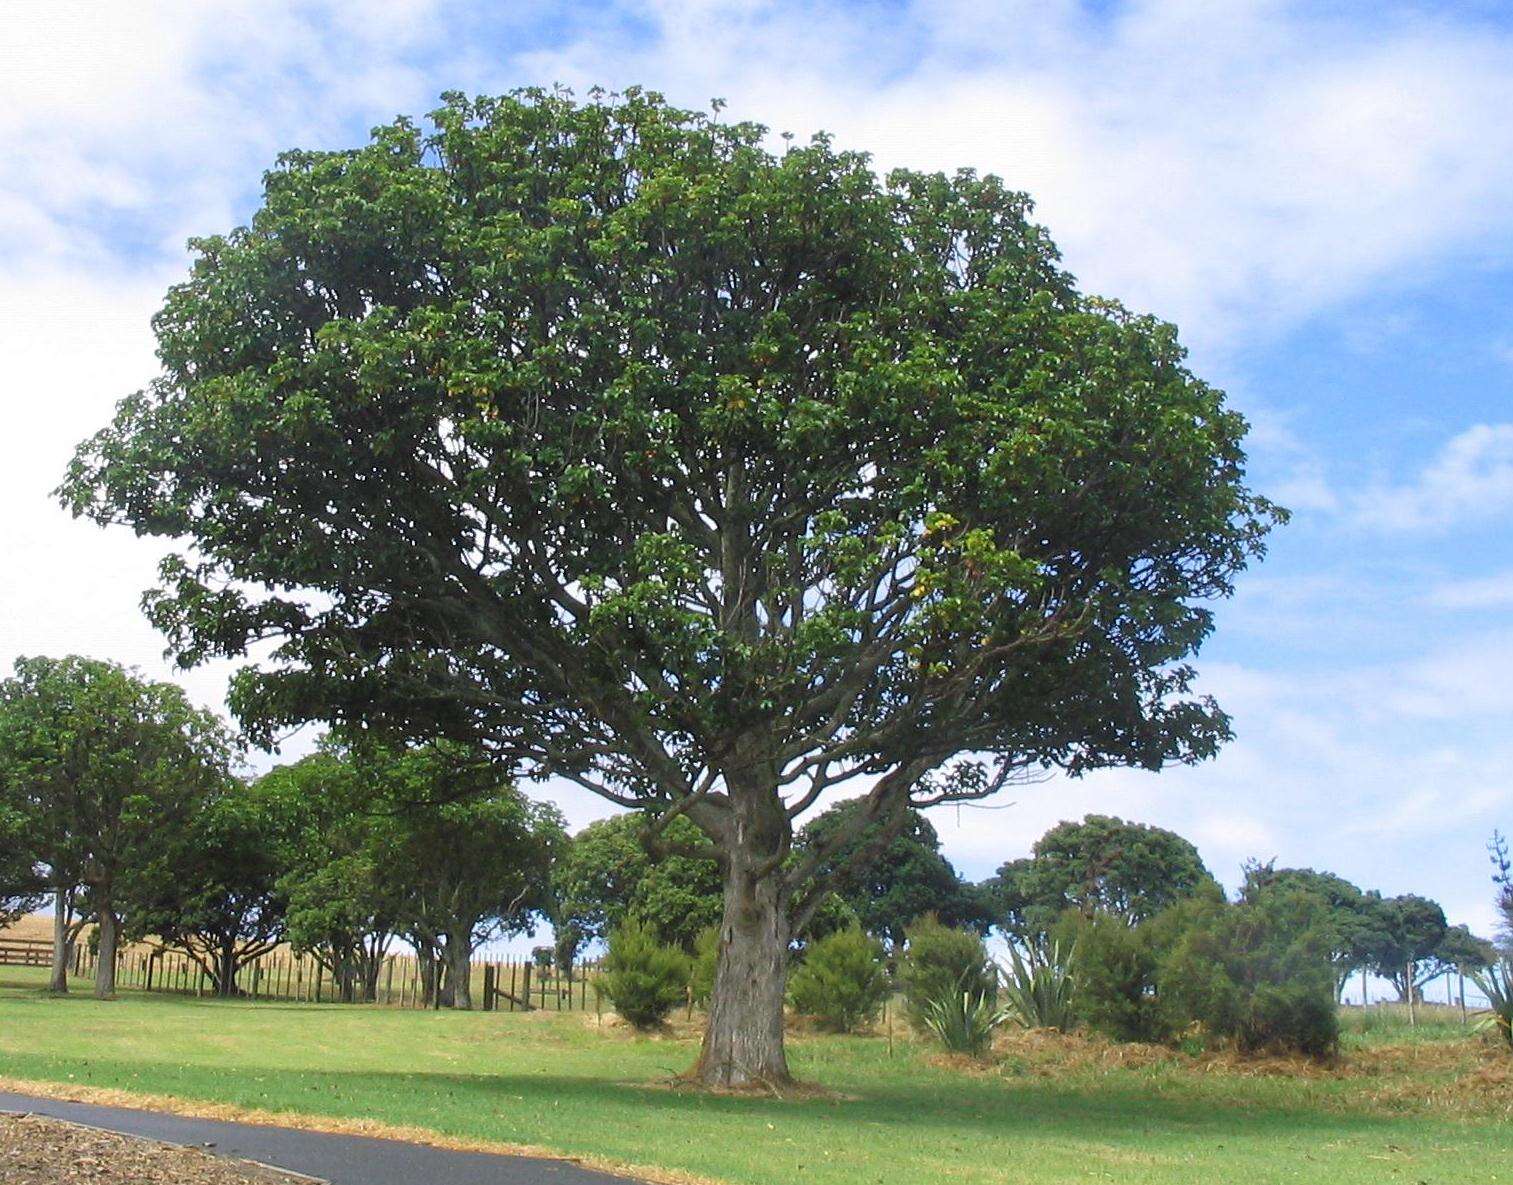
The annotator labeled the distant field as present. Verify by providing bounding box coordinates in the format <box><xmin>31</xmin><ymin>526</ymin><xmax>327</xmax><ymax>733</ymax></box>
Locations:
<box><xmin>0</xmin><ymin>967</ymin><xmax>1508</xmax><ymax>1185</ymax></box>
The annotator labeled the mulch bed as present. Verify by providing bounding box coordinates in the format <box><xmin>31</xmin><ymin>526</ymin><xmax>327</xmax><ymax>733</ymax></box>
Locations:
<box><xmin>0</xmin><ymin>1112</ymin><xmax>317</xmax><ymax>1184</ymax></box>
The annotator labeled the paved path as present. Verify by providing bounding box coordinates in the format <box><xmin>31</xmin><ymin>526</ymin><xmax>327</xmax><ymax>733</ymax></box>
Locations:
<box><xmin>0</xmin><ymin>1090</ymin><xmax>642</xmax><ymax>1185</ymax></box>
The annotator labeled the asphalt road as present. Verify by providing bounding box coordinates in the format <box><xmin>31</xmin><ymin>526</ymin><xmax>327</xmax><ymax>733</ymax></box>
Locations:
<box><xmin>0</xmin><ymin>1090</ymin><xmax>643</xmax><ymax>1185</ymax></box>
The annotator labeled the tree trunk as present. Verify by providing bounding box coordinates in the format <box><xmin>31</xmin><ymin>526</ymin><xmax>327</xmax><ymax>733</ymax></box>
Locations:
<box><xmin>95</xmin><ymin>906</ymin><xmax>120</xmax><ymax>1000</ymax></box>
<box><xmin>693</xmin><ymin>841</ymin><xmax>792</xmax><ymax>1088</ymax></box>
<box><xmin>417</xmin><ymin>943</ymin><xmax>437</xmax><ymax>1006</ymax></box>
<box><xmin>218</xmin><ymin>937</ymin><xmax>238</xmax><ymax>997</ymax></box>
<box><xmin>448</xmin><ymin>928</ymin><xmax>473</xmax><ymax>1011</ymax></box>
<box><xmin>49</xmin><ymin>889</ymin><xmax>70</xmax><ymax>994</ymax></box>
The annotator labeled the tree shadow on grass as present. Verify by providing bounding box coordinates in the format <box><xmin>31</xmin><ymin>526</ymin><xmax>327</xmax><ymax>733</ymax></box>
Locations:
<box><xmin>0</xmin><ymin>1050</ymin><xmax>1480</xmax><ymax>1152</ymax></box>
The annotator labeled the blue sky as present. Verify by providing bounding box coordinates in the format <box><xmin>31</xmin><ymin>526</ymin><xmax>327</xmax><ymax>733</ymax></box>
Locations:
<box><xmin>2</xmin><ymin>1</ymin><xmax>1510</xmax><ymax>944</ymax></box>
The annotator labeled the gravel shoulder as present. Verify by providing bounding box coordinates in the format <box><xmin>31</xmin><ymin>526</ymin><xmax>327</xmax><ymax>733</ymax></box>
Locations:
<box><xmin>0</xmin><ymin>1091</ymin><xmax>644</xmax><ymax>1185</ymax></box>
<box><xmin>0</xmin><ymin>1112</ymin><xmax>316</xmax><ymax>1184</ymax></box>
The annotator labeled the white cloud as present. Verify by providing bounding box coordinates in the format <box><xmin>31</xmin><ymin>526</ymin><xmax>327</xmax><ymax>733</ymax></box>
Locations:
<box><xmin>508</xmin><ymin>0</ymin><xmax>1513</xmax><ymax>352</ymax></box>
<box><xmin>1353</xmin><ymin>423</ymin><xmax>1513</xmax><ymax>531</ymax></box>
<box><xmin>1427</xmin><ymin>570</ymin><xmax>1513</xmax><ymax>610</ymax></box>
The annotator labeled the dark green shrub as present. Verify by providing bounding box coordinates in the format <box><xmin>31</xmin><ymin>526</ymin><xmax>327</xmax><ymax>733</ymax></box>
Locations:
<box><xmin>1156</xmin><ymin>888</ymin><xmax>1339</xmax><ymax>1057</ymax></box>
<box><xmin>1054</xmin><ymin>909</ymin><xmax>1169</xmax><ymax>1042</ymax></box>
<box><xmin>898</xmin><ymin>915</ymin><xmax>994</xmax><ymax>1030</ymax></box>
<box><xmin>788</xmin><ymin>925</ymin><xmax>890</xmax><ymax>1032</ymax></box>
<box><xmin>599</xmin><ymin>919</ymin><xmax>691</xmax><ymax>1029</ymax></box>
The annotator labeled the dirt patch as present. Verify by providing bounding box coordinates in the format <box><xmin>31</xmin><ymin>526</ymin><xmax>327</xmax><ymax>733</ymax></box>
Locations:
<box><xmin>0</xmin><ymin>1113</ymin><xmax>313</xmax><ymax>1184</ymax></box>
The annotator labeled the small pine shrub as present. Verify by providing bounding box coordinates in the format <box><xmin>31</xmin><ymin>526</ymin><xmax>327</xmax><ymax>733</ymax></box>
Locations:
<box><xmin>1054</xmin><ymin>909</ymin><xmax>1169</xmax><ymax>1043</ymax></box>
<box><xmin>690</xmin><ymin>924</ymin><xmax>720</xmax><ymax>1006</ymax></box>
<box><xmin>600</xmin><ymin>919</ymin><xmax>691</xmax><ymax>1029</ymax></box>
<box><xmin>1156</xmin><ymin>889</ymin><xmax>1339</xmax><ymax>1058</ymax></box>
<box><xmin>898</xmin><ymin>915</ymin><xmax>994</xmax><ymax>1030</ymax></box>
<box><xmin>787</xmin><ymin>925</ymin><xmax>890</xmax><ymax>1033</ymax></box>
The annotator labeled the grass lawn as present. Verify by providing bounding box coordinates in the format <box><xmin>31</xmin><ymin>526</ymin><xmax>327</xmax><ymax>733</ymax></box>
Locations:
<box><xmin>1</xmin><ymin>968</ymin><xmax>1509</xmax><ymax>1185</ymax></box>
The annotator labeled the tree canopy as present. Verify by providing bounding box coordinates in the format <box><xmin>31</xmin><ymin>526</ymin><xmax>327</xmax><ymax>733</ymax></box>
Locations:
<box><xmin>60</xmin><ymin>88</ymin><xmax>1278</xmax><ymax>1085</ymax></box>
<box><xmin>989</xmin><ymin>814</ymin><xmax>1219</xmax><ymax>938</ymax></box>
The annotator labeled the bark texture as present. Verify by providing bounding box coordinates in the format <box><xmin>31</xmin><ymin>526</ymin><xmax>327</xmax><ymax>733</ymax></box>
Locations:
<box><xmin>48</xmin><ymin>890</ymin><xmax>69</xmax><ymax>994</ymax></box>
<box><xmin>448</xmin><ymin>930</ymin><xmax>473</xmax><ymax>1010</ymax></box>
<box><xmin>693</xmin><ymin>784</ymin><xmax>793</xmax><ymax>1087</ymax></box>
<box><xmin>94</xmin><ymin>907</ymin><xmax>119</xmax><ymax>1000</ymax></box>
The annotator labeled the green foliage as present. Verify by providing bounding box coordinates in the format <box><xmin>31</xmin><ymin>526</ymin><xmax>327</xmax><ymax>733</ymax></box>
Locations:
<box><xmin>1054</xmin><ymin>908</ymin><xmax>1170</xmax><ymax>1043</ymax></box>
<box><xmin>600</xmin><ymin>919</ymin><xmax>692</xmax><ymax>1029</ymax></box>
<box><xmin>690</xmin><ymin>925</ymin><xmax>720</xmax><ymax>1006</ymax></box>
<box><xmin>917</xmin><ymin>983</ymin><xmax>1008</xmax><ymax>1057</ymax></box>
<box><xmin>1156</xmin><ymin>890</ymin><xmax>1340</xmax><ymax>1058</ymax></box>
<box><xmin>795</xmin><ymin>801</ymin><xmax>987</xmax><ymax>946</ymax></box>
<box><xmin>0</xmin><ymin>653</ymin><xmax>234</xmax><ymax>987</ymax></box>
<box><xmin>898</xmin><ymin>915</ymin><xmax>995</xmax><ymax>1031</ymax></box>
<box><xmin>1361</xmin><ymin>894</ymin><xmax>1449</xmax><ymax>1001</ymax></box>
<box><xmin>998</xmin><ymin>939</ymin><xmax>1077</xmax><ymax>1032</ymax></box>
<box><xmin>787</xmin><ymin>926</ymin><xmax>890</xmax><ymax>1033</ymax></box>
<box><xmin>1240</xmin><ymin>862</ymin><xmax>1385</xmax><ymax>995</ymax></box>
<box><xmin>989</xmin><ymin>815</ymin><xmax>1218</xmax><ymax>940</ymax></box>
<box><xmin>120</xmin><ymin>771</ymin><xmax>311</xmax><ymax>995</ymax></box>
<box><xmin>552</xmin><ymin>815</ymin><xmax>722</xmax><ymax>955</ymax></box>
<box><xmin>1471</xmin><ymin>958</ymin><xmax>1513</xmax><ymax>1051</ymax></box>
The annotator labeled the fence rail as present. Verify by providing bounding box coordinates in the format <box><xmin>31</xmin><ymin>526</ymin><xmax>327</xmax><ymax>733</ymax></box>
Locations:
<box><xmin>0</xmin><ymin>938</ymin><xmax>52</xmax><ymax>968</ymax></box>
<box><xmin>59</xmin><ymin>941</ymin><xmax>602</xmax><ymax>1011</ymax></box>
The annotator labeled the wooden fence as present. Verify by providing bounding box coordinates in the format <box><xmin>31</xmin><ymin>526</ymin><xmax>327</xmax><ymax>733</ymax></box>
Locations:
<box><xmin>58</xmin><ymin>941</ymin><xmax>603</xmax><ymax>1011</ymax></box>
<box><xmin>0</xmin><ymin>938</ymin><xmax>52</xmax><ymax>968</ymax></box>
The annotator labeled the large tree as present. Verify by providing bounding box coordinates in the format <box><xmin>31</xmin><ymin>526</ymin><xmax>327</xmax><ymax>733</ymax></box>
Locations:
<box><xmin>1363</xmin><ymin>893</ymin><xmax>1448</xmax><ymax>1002</ymax></box>
<box><xmin>61</xmin><ymin>89</ymin><xmax>1277</xmax><ymax>1084</ymax></box>
<box><xmin>988</xmin><ymin>814</ymin><xmax>1219</xmax><ymax>939</ymax></box>
<box><xmin>0</xmin><ymin>656</ymin><xmax>233</xmax><ymax>998</ymax></box>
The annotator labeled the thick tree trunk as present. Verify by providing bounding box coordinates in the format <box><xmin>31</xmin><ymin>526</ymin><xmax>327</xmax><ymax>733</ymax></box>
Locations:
<box><xmin>48</xmin><ymin>889</ymin><xmax>69</xmax><ymax>994</ymax></box>
<box><xmin>693</xmin><ymin>847</ymin><xmax>792</xmax><ymax>1088</ymax></box>
<box><xmin>94</xmin><ymin>906</ymin><xmax>120</xmax><ymax>1000</ymax></box>
<box><xmin>448</xmin><ymin>929</ymin><xmax>473</xmax><ymax>1011</ymax></box>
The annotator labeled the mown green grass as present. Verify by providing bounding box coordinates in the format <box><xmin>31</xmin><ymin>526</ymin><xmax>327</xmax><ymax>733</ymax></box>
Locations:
<box><xmin>1</xmin><ymin>968</ymin><xmax>1508</xmax><ymax>1185</ymax></box>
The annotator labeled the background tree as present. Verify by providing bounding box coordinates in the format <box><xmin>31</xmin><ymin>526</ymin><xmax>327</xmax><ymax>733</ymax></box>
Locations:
<box><xmin>375</xmin><ymin>743</ymin><xmax>565</xmax><ymax>1009</ymax></box>
<box><xmin>0</xmin><ymin>656</ymin><xmax>233</xmax><ymax>998</ymax></box>
<box><xmin>1239</xmin><ymin>862</ymin><xmax>1385</xmax><ymax>998</ymax></box>
<box><xmin>1363</xmin><ymin>893</ymin><xmax>1448</xmax><ymax>1002</ymax></box>
<box><xmin>61</xmin><ymin>89</ymin><xmax>1277</xmax><ymax>1084</ymax></box>
<box><xmin>795</xmin><ymin>799</ymin><xmax>986</xmax><ymax>946</ymax></box>
<box><xmin>120</xmin><ymin>770</ymin><xmax>308</xmax><ymax>996</ymax></box>
<box><xmin>1425</xmin><ymin>923</ymin><xmax>1495</xmax><ymax>982</ymax></box>
<box><xmin>272</xmin><ymin>751</ymin><xmax>400</xmax><ymax>1003</ymax></box>
<box><xmin>0</xmin><ymin>797</ymin><xmax>45</xmax><ymax>930</ymax></box>
<box><xmin>552</xmin><ymin>814</ymin><xmax>723</xmax><ymax>957</ymax></box>
<box><xmin>988</xmin><ymin>815</ymin><xmax>1219</xmax><ymax>940</ymax></box>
